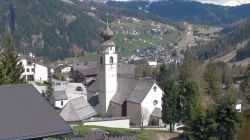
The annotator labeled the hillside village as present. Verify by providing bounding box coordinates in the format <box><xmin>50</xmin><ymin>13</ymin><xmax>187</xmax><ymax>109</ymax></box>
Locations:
<box><xmin>1</xmin><ymin>0</ymin><xmax>250</xmax><ymax>140</ymax></box>
<box><xmin>0</xmin><ymin>20</ymin><xmax>249</xmax><ymax>140</ymax></box>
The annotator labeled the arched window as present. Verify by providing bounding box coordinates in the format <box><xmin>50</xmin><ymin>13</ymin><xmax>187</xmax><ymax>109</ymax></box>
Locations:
<box><xmin>100</xmin><ymin>57</ymin><xmax>103</xmax><ymax>64</ymax></box>
<box><xmin>110</xmin><ymin>56</ymin><xmax>114</xmax><ymax>64</ymax></box>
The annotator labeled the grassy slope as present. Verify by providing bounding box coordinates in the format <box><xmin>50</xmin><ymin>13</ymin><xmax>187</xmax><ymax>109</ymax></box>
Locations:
<box><xmin>73</xmin><ymin>125</ymin><xmax>179</xmax><ymax>140</ymax></box>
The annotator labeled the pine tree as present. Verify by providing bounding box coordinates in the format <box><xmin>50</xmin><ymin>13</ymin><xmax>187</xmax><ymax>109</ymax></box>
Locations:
<box><xmin>156</xmin><ymin>64</ymin><xmax>180</xmax><ymax>132</ymax></box>
<box><xmin>240</xmin><ymin>64</ymin><xmax>250</xmax><ymax>103</ymax></box>
<box><xmin>215</xmin><ymin>100</ymin><xmax>243</xmax><ymax>140</ymax></box>
<box><xmin>204</xmin><ymin>60</ymin><xmax>221</xmax><ymax>100</ymax></box>
<box><xmin>182</xmin><ymin>80</ymin><xmax>202</xmax><ymax>123</ymax></box>
<box><xmin>46</xmin><ymin>74</ymin><xmax>54</xmax><ymax>96</ymax></box>
<box><xmin>188</xmin><ymin>100</ymin><xmax>243</xmax><ymax>140</ymax></box>
<box><xmin>0</xmin><ymin>34</ymin><xmax>25</xmax><ymax>85</ymax></box>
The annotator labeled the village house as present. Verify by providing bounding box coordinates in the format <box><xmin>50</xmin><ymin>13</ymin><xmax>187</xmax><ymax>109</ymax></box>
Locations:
<box><xmin>70</xmin><ymin>63</ymin><xmax>97</xmax><ymax>83</ymax></box>
<box><xmin>49</xmin><ymin>90</ymin><xmax>69</xmax><ymax>108</ymax></box>
<box><xmin>0</xmin><ymin>84</ymin><xmax>72</xmax><ymax>139</ymax></box>
<box><xmin>20</xmin><ymin>56</ymin><xmax>48</xmax><ymax>82</ymax></box>
<box><xmin>54</xmin><ymin>64</ymin><xmax>72</xmax><ymax>73</ymax></box>
<box><xmin>60</xmin><ymin>96</ymin><xmax>97</xmax><ymax>123</ymax></box>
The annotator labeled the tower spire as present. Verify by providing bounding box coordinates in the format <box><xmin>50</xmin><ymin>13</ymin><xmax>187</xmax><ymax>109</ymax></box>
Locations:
<box><xmin>101</xmin><ymin>12</ymin><xmax>113</xmax><ymax>41</ymax></box>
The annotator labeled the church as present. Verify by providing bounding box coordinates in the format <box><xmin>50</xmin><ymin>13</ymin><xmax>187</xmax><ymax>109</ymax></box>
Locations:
<box><xmin>86</xmin><ymin>21</ymin><xmax>164</xmax><ymax>126</ymax></box>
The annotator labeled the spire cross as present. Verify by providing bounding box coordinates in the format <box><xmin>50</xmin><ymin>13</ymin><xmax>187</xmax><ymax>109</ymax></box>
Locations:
<box><xmin>106</xmin><ymin>12</ymin><xmax>109</xmax><ymax>24</ymax></box>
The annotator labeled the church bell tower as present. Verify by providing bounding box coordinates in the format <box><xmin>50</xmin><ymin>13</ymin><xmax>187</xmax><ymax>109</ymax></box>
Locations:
<box><xmin>98</xmin><ymin>20</ymin><xmax>117</xmax><ymax>116</ymax></box>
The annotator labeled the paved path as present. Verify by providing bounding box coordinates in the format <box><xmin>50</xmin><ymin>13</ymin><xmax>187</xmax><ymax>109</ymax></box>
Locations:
<box><xmin>154</xmin><ymin>133</ymin><xmax>180</xmax><ymax>140</ymax></box>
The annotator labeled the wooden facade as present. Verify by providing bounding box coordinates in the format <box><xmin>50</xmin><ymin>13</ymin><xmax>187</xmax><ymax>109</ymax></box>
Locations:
<box><xmin>238</xmin><ymin>109</ymin><xmax>250</xmax><ymax>140</ymax></box>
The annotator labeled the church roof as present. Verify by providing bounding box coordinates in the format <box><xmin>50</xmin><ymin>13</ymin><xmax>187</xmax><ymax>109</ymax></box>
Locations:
<box><xmin>60</xmin><ymin>96</ymin><xmax>97</xmax><ymax>122</ymax></box>
<box><xmin>151</xmin><ymin>108</ymin><xmax>162</xmax><ymax>118</ymax></box>
<box><xmin>87</xmin><ymin>76</ymin><xmax>155</xmax><ymax>105</ymax></box>
<box><xmin>111</xmin><ymin>76</ymin><xmax>138</xmax><ymax>105</ymax></box>
<box><xmin>126</xmin><ymin>78</ymin><xmax>155</xmax><ymax>104</ymax></box>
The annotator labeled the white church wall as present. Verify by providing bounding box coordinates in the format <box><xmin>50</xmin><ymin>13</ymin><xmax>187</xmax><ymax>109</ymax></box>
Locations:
<box><xmin>141</xmin><ymin>83</ymin><xmax>163</xmax><ymax>125</ymax></box>
<box><xmin>83</xmin><ymin>118</ymin><xmax>130</xmax><ymax>129</ymax></box>
<box><xmin>98</xmin><ymin>52</ymin><xmax>118</xmax><ymax>116</ymax></box>
<box><xmin>127</xmin><ymin>101</ymin><xmax>141</xmax><ymax>126</ymax></box>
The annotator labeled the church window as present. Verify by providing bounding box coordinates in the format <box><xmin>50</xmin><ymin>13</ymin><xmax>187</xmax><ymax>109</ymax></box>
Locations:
<box><xmin>100</xmin><ymin>57</ymin><xmax>103</xmax><ymax>64</ymax></box>
<box><xmin>61</xmin><ymin>101</ymin><xmax>63</xmax><ymax>106</ymax></box>
<box><xmin>153</xmin><ymin>100</ymin><xmax>158</xmax><ymax>106</ymax></box>
<box><xmin>110</xmin><ymin>56</ymin><xmax>114</xmax><ymax>64</ymax></box>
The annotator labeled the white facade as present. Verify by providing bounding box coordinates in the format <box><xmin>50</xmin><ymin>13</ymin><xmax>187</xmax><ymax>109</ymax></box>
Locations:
<box><xmin>61</xmin><ymin>66</ymin><xmax>72</xmax><ymax>73</ymax></box>
<box><xmin>126</xmin><ymin>83</ymin><xmax>163</xmax><ymax>126</ymax></box>
<box><xmin>20</xmin><ymin>58</ymin><xmax>48</xmax><ymax>82</ymax></box>
<box><xmin>141</xmin><ymin>83</ymin><xmax>163</xmax><ymax>125</ymax></box>
<box><xmin>98</xmin><ymin>23</ymin><xmax>118</xmax><ymax>116</ymax></box>
<box><xmin>54</xmin><ymin>100</ymin><xmax>69</xmax><ymax>108</ymax></box>
<box><xmin>83</xmin><ymin>118</ymin><xmax>130</xmax><ymax>128</ymax></box>
<box><xmin>21</xmin><ymin>59</ymin><xmax>35</xmax><ymax>81</ymax></box>
<box><xmin>34</xmin><ymin>64</ymin><xmax>48</xmax><ymax>82</ymax></box>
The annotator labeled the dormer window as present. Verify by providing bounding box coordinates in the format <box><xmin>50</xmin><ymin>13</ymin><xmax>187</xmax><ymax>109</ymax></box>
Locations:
<box><xmin>110</xmin><ymin>56</ymin><xmax>113</xmax><ymax>64</ymax></box>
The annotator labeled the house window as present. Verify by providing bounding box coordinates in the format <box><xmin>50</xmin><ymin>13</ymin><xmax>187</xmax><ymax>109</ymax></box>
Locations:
<box><xmin>153</xmin><ymin>86</ymin><xmax>157</xmax><ymax>92</ymax></box>
<box><xmin>110</xmin><ymin>56</ymin><xmax>114</xmax><ymax>64</ymax></box>
<box><xmin>26</xmin><ymin>68</ymin><xmax>30</xmax><ymax>72</ymax></box>
<box><xmin>32</xmin><ymin>68</ymin><xmax>35</xmax><ymax>72</ymax></box>
<box><xmin>100</xmin><ymin>57</ymin><xmax>103</xmax><ymax>64</ymax></box>
<box><xmin>27</xmin><ymin>61</ymin><xmax>32</xmax><ymax>66</ymax></box>
<box><xmin>153</xmin><ymin>100</ymin><xmax>158</xmax><ymax>106</ymax></box>
<box><xmin>61</xmin><ymin>101</ymin><xmax>63</xmax><ymax>106</ymax></box>
<box><xmin>27</xmin><ymin>75</ymin><xmax>34</xmax><ymax>81</ymax></box>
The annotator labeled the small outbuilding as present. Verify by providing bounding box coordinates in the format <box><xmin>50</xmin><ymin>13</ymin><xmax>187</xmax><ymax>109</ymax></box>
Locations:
<box><xmin>49</xmin><ymin>90</ymin><xmax>69</xmax><ymax>108</ymax></box>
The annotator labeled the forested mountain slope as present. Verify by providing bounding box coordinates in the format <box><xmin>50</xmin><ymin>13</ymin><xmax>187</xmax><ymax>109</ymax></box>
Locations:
<box><xmin>107</xmin><ymin>0</ymin><xmax>250</xmax><ymax>25</ymax></box>
<box><xmin>191</xmin><ymin>20</ymin><xmax>250</xmax><ymax>60</ymax></box>
<box><xmin>0</xmin><ymin>0</ymin><xmax>174</xmax><ymax>60</ymax></box>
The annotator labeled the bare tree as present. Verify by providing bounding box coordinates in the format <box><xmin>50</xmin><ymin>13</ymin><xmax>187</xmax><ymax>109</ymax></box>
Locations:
<box><xmin>141</xmin><ymin>107</ymin><xmax>150</xmax><ymax>133</ymax></box>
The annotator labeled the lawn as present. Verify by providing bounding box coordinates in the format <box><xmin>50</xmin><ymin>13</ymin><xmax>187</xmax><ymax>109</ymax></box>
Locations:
<box><xmin>72</xmin><ymin>125</ymin><xmax>179</xmax><ymax>140</ymax></box>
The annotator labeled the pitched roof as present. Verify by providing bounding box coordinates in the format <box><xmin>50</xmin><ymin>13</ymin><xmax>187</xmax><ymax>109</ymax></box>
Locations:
<box><xmin>52</xmin><ymin>90</ymin><xmax>68</xmax><ymax>101</ymax></box>
<box><xmin>151</xmin><ymin>108</ymin><xmax>162</xmax><ymax>118</ymax></box>
<box><xmin>72</xmin><ymin>63</ymin><xmax>97</xmax><ymax>76</ymax></box>
<box><xmin>126</xmin><ymin>78</ymin><xmax>154</xmax><ymax>104</ymax></box>
<box><xmin>117</xmin><ymin>64</ymin><xmax>135</xmax><ymax>77</ymax></box>
<box><xmin>110</xmin><ymin>76</ymin><xmax>138</xmax><ymax>105</ymax></box>
<box><xmin>87</xmin><ymin>76</ymin><xmax>155</xmax><ymax>105</ymax></box>
<box><xmin>0</xmin><ymin>84</ymin><xmax>72</xmax><ymax>140</ymax></box>
<box><xmin>60</xmin><ymin>96</ymin><xmax>97</xmax><ymax>122</ymax></box>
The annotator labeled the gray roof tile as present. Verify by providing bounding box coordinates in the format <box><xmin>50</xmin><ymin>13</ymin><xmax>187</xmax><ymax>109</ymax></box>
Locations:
<box><xmin>52</xmin><ymin>90</ymin><xmax>68</xmax><ymax>101</ymax></box>
<box><xmin>126</xmin><ymin>78</ymin><xmax>154</xmax><ymax>104</ymax></box>
<box><xmin>0</xmin><ymin>84</ymin><xmax>72</xmax><ymax>140</ymax></box>
<box><xmin>60</xmin><ymin>97</ymin><xmax>97</xmax><ymax>122</ymax></box>
<box><xmin>151</xmin><ymin>108</ymin><xmax>162</xmax><ymax>118</ymax></box>
<box><xmin>87</xmin><ymin>76</ymin><xmax>155</xmax><ymax>105</ymax></box>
